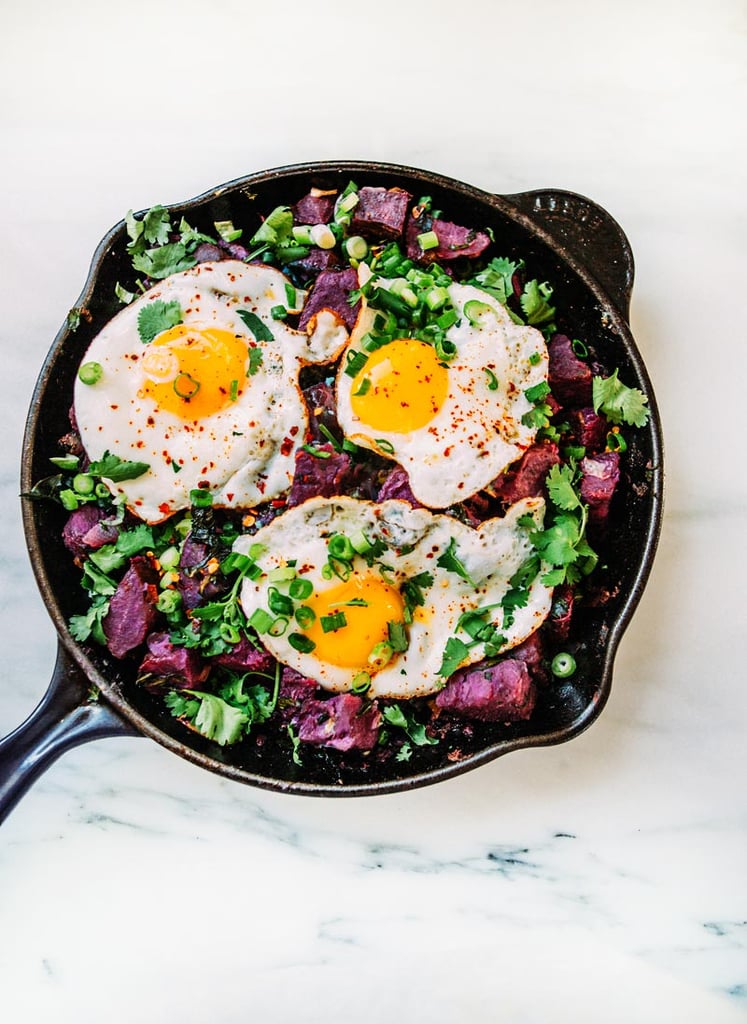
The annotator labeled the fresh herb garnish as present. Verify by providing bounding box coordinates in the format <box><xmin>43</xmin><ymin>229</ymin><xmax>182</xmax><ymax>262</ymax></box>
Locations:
<box><xmin>592</xmin><ymin>370</ymin><xmax>650</xmax><ymax>427</ymax></box>
<box><xmin>137</xmin><ymin>300</ymin><xmax>183</xmax><ymax>343</ymax></box>
<box><xmin>237</xmin><ymin>309</ymin><xmax>274</xmax><ymax>343</ymax></box>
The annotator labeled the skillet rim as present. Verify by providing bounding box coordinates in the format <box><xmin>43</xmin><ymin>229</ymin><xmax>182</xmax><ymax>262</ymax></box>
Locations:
<box><xmin>19</xmin><ymin>160</ymin><xmax>664</xmax><ymax>796</ymax></box>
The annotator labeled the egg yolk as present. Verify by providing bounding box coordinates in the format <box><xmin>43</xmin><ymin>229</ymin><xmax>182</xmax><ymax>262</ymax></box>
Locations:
<box><xmin>303</xmin><ymin>575</ymin><xmax>405</xmax><ymax>670</ymax></box>
<box><xmin>140</xmin><ymin>324</ymin><xmax>249</xmax><ymax>419</ymax></box>
<box><xmin>350</xmin><ymin>338</ymin><xmax>449</xmax><ymax>433</ymax></box>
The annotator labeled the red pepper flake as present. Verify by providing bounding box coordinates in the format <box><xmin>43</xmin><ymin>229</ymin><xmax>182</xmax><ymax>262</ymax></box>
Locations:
<box><xmin>280</xmin><ymin>436</ymin><xmax>294</xmax><ymax>456</ymax></box>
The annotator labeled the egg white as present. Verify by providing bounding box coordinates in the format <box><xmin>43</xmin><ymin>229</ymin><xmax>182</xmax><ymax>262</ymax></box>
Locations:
<box><xmin>335</xmin><ymin>277</ymin><xmax>549</xmax><ymax>508</ymax></box>
<box><xmin>235</xmin><ymin>495</ymin><xmax>553</xmax><ymax>699</ymax></box>
<box><xmin>74</xmin><ymin>261</ymin><xmax>349</xmax><ymax>523</ymax></box>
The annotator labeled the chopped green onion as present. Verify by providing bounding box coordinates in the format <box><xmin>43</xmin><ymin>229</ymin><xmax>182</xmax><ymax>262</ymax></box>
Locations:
<box><xmin>95</xmin><ymin>483</ymin><xmax>111</xmax><ymax>499</ymax></box>
<box><xmin>268</xmin><ymin>565</ymin><xmax>297</xmax><ymax>583</ymax></box>
<box><xmin>270</xmin><ymin>305</ymin><xmax>287</xmax><ymax>320</ymax></box>
<box><xmin>159</xmin><ymin>546</ymin><xmax>181</xmax><ymax>571</ymax></box>
<box><xmin>284</xmin><ymin>283</ymin><xmax>297</xmax><ymax>308</ymax></box>
<box><xmin>351</xmin><ymin>672</ymin><xmax>371</xmax><ymax>694</ymax></box>
<box><xmin>268</xmin><ymin>616</ymin><xmax>289</xmax><ymax>637</ymax></box>
<box><xmin>289</xmin><ymin>577</ymin><xmax>314</xmax><ymax>600</ymax></box>
<box><xmin>310</xmin><ymin>224</ymin><xmax>336</xmax><ymax>249</ymax></box>
<box><xmin>551</xmin><ymin>652</ymin><xmax>577</xmax><ymax>678</ymax></box>
<box><xmin>436</xmin><ymin>309</ymin><xmax>459</xmax><ymax>331</ymax></box>
<box><xmin>344</xmin><ymin>350</ymin><xmax>369</xmax><ymax>377</ymax></box>
<box><xmin>321</xmin><ymin>611</ymin><xmax>347</xmax><ymax>633</ymax></box>
<box><xmin>572</xmin><ymin>339</ymin><xmax>589</xmax><ymax>358</ymax></box>
<box><xmin>156</xmin><ymin>590</ymin><xmax>182</xmax><ymax>614</ymax></box>
<box><xmin>417</xmin><ymin>230</ymin><xmax>439</xmax><ymax>252</ymax></box>
<box><xmin>214</xmin><ymin>219</ymin><xmax>242</xmax><ymax>242</ymax></box>
<box><xmin>484</xmin><ymin>368</ymin><xmax>499</xmax><ymax>391</ymax></box>
<box><xmin>528</xmin><ymin>352</ymin><xmax>542</xmax><ymax>366</ymax></box>
<box><xmin>337</xmin><ymin>191</ymin><xmax>359</xmax><ymax>215</ymax></box>
<box><xmin>248</xmin><ymin>608</ymin><xmax>274</xmax><ymax>634</ymax></box>
<box><xmin>288</xmin><ymin>632</ymin><xmax>316</xmax><ymax>653</ymax></box>
<box><xmin>220</xmin><ymin>552</ymin><xmax>251</xmax><ymax>574</ymax></box>
<box><xmin>463</xmin><ymin>299</ymin><xmax>494</xmax><ymax>326</ymax></box>
<box><xmin>190</xmin><ymin>488</ymin><xmax>212</xmax><ymax>508</ymax></box>
<box><xmin>328</xmin><ymin>534</ymin><xmax>355</xmax><ymax>561</ymax></box>
<box><xmin>424</xmin><ymin>286</ymin><xmax>449</xmax><ymax>311</ymax></box>
<box><xmin>368</xmin><ymin>641</ymin><xmax>394</xmax><ymax>670</ymax></box>
<box><xmin>375</xmin><ymin>438</ymin><xmax>395</xmax><ymax>455</ymax></box>
<box><xmin>229</xmin><ymin>379</ymin><xmax>239</xmax><ymax>402</ymax></box>
<box><xmin>72</xmin><ymin>473</ymin><xmax>94</xmax><ymax>495</ymax></box>
<box><xmin>353</xmin><ymin>378</ymin><xmax>371</xmax><ymax>397</ymax></box>
<box><xmin>60</xmin><ymin>489</ymin><xmax>79</xmax><ymax>511</ymax></box>
<box><xmin>344</xmin><ymin>235</ymin><xmax>368</xmax><ymax>261</ymax></box>
<box><xmin>607</xmin><ymin>431</ymin><xmax>627</xmax><ymax>453</ymax></box>
<box><xmin>302</xmin><ymin>443</ymin><xmax>333</xmax><ymax>459</ymax></box>
<box><xmin>78</xmin><ymin>361</ymin><xmax>103</xmax><ymax>386</ymax></box>
<box><xmin>174</xmin><ymin>372</ymin><xmax>200</xmax><ymax>399</ymax></box>
<box><xmin>294</xmin><ymin>605</ymin><xmax>316</xmax><ymax>629</ymax></box>
<box><xmin>350</xmin><ymin>530</ymin><xmax>373</xmax><ymax>555</ymax></box>
<box><xmin>49</xmin><ymin>455</ymin><xmax>80</xmax><ymax>472</ymax></box>
<box><xmin>434</xmin><ymin>336</ymin><xmax>457</xmax><ymax>361</ymax></box>
<box><xmin>268</xmin><ymin>587</ymin><xmax>294</xmax><ymax>617</ymax></box>
<box><xmin>219</xmin><ymin>622</ymin><xmax>241</xmax><ymax>645</ymax></box>
<box><xmin>291</xmin><ymin>225</ymin><xmax>314</xmax><ymax>245</ymax></box>
<box><xmin>115</xmin><ymin>282</ymin><xmax>136</xmax><ymax>305</ymax></box>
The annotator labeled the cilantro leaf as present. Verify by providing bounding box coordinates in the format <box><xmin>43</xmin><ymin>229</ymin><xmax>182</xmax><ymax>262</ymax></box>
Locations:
<box><xmin>69</xmin><ymin>594</ymin><xmax>110</xmax><ymax>645</ymax></box>
<box><xmin>249</xmin><ymin>206</ymin><xmax>294</xmax><ymax>247</ymax></box>
<box><xmin>546</xmin><ymin>463</ymin><xmax>582</xmax><ymax>511</ymax></box>
<box><xmin>382</xmin><ymin>705</ymin><xmax>437</xmax><ymax>746</ymax></box>
<box><xmin>137</xmin><ymin>300</ymin><xmax>183</xmax><ymax>343</ymax></box>
<box><xmin>471</xmin><ymin>256</ymin><xmax>522</xmax><ymax>304</ymax></box>
<box><xmin>115</xmin><ymin>523</ymin><xmax>155</xmax><ymax>557</ymax></box>
<box><xmin>88</xmin><ymin>451</ymin><xmax>150</xmax><ymax>482</ymax></box>
<box><xmin>187</xmin><ymin>691</ymin><xmax>250</xmax><ymax>746</ymax></box>
<box><xmin>247</xmin><ymin>346</ymin><xmax>264</xmax><ymax>376</ymax></box>
<box><xmin>531</xmin><ymin>513</ymin><xmax>582</xmax><ymax>566</ymax></box>
<box><xmin>520</xmin><ymin>280</ymin><xmax>556</xmax><ymax>328</ymax></box>
<box><xmin>438</xmin><ymin>636</ymin><xmax>470</xmax><ymax>678</ymax></box>
<box><xmin>164</xmin><ymin>691</ymin><xmax>200</xmax><ymax>720</ymax></box>
<box><xmin>142</xmin><ymin>206</ymin><xmax>172</xmax><ymax>246</ymax></box>
<box><xmin>592</xmin><ymin>370</ymin><xmax>650</xmax><ymax>427</ymax></box>
<box><xmin>132</xmin><ymin>242</ymin><xmax>196</xmax><ymax>280</ymax></box>
<box><xmin>436</xmin><ymin>537</ymin><xmax>476</xmax><ymax>586</ymax></box>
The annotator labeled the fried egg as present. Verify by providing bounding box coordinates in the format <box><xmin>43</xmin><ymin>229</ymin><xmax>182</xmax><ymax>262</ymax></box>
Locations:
<box><xmin>74</xmin><ymin>261</ymin><xmax>348</xmax><ymax>523</ymax></box>
<box><xmin>235</xmin><ymin>495</ymin><xmax>552</xmax><ymax>699</ymax></box>
<box><xmin>335</xmin><ymin>275</ymin><xmax>549</xmax><ymax>507</ymax></box>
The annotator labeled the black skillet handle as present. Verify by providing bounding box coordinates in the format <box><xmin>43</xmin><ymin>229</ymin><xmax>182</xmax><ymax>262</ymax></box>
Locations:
<box><xmin>503</xmin><ymin>188</ymin><xmax>635</xmax><ymax>320</ymax></box>
<box><xmin>0</xmin><ymin>644</ymin><xmax>137</xmax><ymax>824</ymax></box>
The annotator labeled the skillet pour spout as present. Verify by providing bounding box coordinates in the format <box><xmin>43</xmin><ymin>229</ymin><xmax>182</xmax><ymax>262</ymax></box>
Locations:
<box><xmin>1</xmin><ymin>162</ymin><xmax>663</xmax><ymax>820</ymax></box>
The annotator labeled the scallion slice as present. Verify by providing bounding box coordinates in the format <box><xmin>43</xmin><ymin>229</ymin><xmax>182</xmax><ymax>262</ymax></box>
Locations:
<box><xmin>78</xmin><ymin>361</ymin><xmax>103</xmax><ymax>386</ymax></box>
<box><xmin>417</xmin><ymin>230</ymin><xmax>439</xmax><ymax>252</ymax></box>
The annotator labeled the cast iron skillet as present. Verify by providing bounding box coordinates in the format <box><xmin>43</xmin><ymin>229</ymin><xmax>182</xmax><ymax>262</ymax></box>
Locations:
<box><xmin>0</xmin><ymin>161</ymin><xmax>664</xmax><ymax>822</ymax></box>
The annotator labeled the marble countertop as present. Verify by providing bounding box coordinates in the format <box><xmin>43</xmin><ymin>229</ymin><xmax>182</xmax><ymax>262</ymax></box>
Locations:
<box><xmin>1</xmin><ymin>2</ymin><xmax>744</xmax><ymax>1021</ymax></box>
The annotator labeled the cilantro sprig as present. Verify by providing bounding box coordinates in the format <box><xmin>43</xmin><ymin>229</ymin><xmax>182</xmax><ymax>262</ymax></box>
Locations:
<box><xmin>593</xmin><ymin>370</ymin><xmax>650</xmax><ymax>427</ymax></box>
<box><xmin>165</xmin><ymin>665</ymin><xmax>280</xmax><ymax>747</ymax></box>
<box><xmin>530</xmin><ymin>462</ymin><xmax>598</xmax><ymax>586</ymax></box>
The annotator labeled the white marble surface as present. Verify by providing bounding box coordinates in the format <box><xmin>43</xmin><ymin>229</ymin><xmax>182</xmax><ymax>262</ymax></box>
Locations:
<box><xmin>1</xmin><ymin>1</ymin><xmax>745</xmax><ymax>1020</ymax></box>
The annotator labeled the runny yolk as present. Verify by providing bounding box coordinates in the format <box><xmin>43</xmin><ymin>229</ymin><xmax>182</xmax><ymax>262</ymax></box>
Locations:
<box><xmin>350</xmin><ymin>338</ymin><xmax>449</xmax><ymax>433</ymax></box>
<box><xmin>140</xmin><ymin>324</ymin><xmax>249</xmax><ymax>419</ymax></box>
<box><xmin>303</xmin><ymin>575</ymin><xmax>405</xmax><ymax>670</ymax></box>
